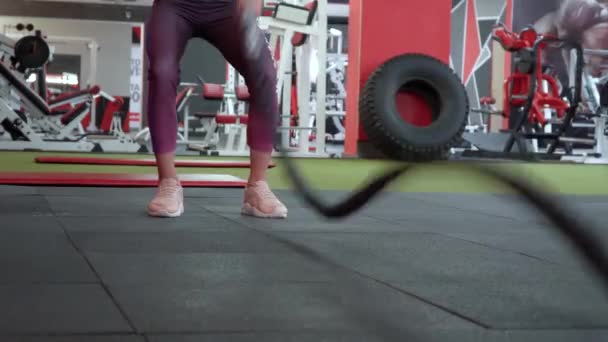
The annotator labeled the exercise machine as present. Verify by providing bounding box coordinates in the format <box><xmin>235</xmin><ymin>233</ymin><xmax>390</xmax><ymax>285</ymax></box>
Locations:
<box><xmin>463</xmin><ymin>25</ymin><xmax>607</xmax><ymax>163</ymax></box>
<box><xmin>262</xmin><ymin>0</ymin><xmax>328</xmax><ymax>157</ymax></box>
<box><xmin>0</xmin><ymin>58</ymin><xmax>95</xmax><ymax>151</ymax></box>
<box><xmin>0</xmin><ymin>33</ymin><xmax>144</xmax><ymax>153</ymax></box>
<box><xmin>184</xmin><ymin>1</ymin><xmax>330</xmax><ymax>157</ymax></box>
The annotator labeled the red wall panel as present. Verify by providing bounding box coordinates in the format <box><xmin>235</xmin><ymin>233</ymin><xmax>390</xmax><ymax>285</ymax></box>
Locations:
<box><xmin>344</xmin><ymin>0</ymin><xmax>453</xmax><ymax>155</ymax></box>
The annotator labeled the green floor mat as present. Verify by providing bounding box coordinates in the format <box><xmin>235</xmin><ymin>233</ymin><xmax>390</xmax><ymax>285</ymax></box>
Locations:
<box><xmin>0</xmin><ymin>151</ymin><xmax>607</xmax><ymax>194</ymax></box>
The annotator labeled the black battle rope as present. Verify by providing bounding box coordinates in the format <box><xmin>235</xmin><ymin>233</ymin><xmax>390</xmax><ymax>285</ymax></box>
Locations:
<box><xmin>237</xmin><ymin>154</ymin><xmax>608</xmax><ymax>341</ymax></box>
<box><xmin>277</xmin><ymin>154</ymin><xmax>608</xmax><ymax>294</ymax></box>
<box><xmin>237</xmin><ymin>6</ymin><xmax>608</xmax><ymax>338</ymax></box>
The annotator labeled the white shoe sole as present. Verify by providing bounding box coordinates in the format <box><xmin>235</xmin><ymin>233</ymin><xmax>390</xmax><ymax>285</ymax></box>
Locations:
<box><xmin>241</xmin><ymin>203</ymin><xmax>287</xmax><ymax>219</ymax></box>
<box><xmin>148</xmin><ymin>202</ymin><xmax>185</xmax><ymax>218</ymax></box>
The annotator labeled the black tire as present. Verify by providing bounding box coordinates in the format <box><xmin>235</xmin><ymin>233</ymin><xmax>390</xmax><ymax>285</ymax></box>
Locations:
<box><xmin>359</xmin><ymin>54</ymin><xmax>469</xmax><ymax>161</ymax></box>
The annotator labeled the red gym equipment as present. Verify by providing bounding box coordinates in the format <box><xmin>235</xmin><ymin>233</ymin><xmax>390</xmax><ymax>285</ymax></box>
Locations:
<box><xmin>494</xmin><ymin>25</ymin><xmax>569</xmax><ymax>126</ymax></box>
<box><xmin>491</xmin><ymin>24</ymin><xmax>584</xmax><ymax>154</ymax></box>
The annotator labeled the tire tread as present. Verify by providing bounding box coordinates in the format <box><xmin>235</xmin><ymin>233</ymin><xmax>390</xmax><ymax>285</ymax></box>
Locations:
<box><xmin>359</xmin><ymin>54</ymin><xmax>469</xmax><ymax>161</ymax></box>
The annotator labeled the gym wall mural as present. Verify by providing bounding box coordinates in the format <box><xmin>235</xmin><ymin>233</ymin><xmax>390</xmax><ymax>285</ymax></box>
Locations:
<box><xmin>450</xmin><ymin>0</ymin><xmax>510</xmax><ymax>113</ymax></box>
<box><xmin>455</xmin><ymin>0</ymin><xmax>608</xmax><ymax>116</ymax></box>
<box><xmin>513</xmin><ymin>0</ymin><xmax>608</xmax><ymax>84</ymax></box>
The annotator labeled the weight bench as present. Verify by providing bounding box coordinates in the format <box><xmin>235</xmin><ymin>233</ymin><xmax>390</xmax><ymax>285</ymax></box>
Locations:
<box><xmin>197</xmin><ymin>81</ymin><xmax>250</xmax><ymax>153</ymax></box>
<box><xmin>0</xmin><ymin>60</ymin><xmax>145</xmax><ymax>152</ymax></box>
<box><xmin>202</xmin><ymin>83</ymin><xmax>224</xmax><ymax>101</ymax></box>
<box><xmin>44</xmin><ymin>86</ymin><xmax>107</xmax><ymax>133</ymax></box>
<box><xmin>187</xmin><ymin>82</ymin><xmax>235</xmax><ymax>149</ymax></box>
<box><xmin>48</xmin><ymin>86</ymin><xmax>100</xmax><ymax>111</ymax></box>
<box><xmin>0</xmin><ymin>60</ymin><xmax>95</xmax><ymax>151</ymax></box>
<box><xmin>236</xmin><ymin>85</ymin><xmax>250</xmax><ymax>102</ymax></box>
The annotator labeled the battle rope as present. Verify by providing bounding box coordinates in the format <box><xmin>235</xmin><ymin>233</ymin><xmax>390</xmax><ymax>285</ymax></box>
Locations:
<box><xmin>237</xmin><ymin>7</ymin><xmax>608</xmax><ymax>338</ymax></box>
<box><xmin>278</xmin><ymin>153</ymin><xmax>608</xmax><ymax>293</ymax></box>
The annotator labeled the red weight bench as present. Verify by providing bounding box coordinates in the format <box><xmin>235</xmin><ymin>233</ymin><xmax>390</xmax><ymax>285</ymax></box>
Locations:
<box><xmin>60</xmin><ymin>102</ymin><xmax>90</xmax><ymax>127</ymax></box>
<box><xmin>236</xmin><ymin>85</ymin><xmax>250</xmax><ymax>102</ymax></box>
<box><xmin>97</xmin><ymin>96</ymin><xmax>127</xmax><ymax>133</ymax></box>
<box><xmin>215</xmin><ymin>114</ymin><xmax>249</xmax><ymax>125</ymax></box>
<box><xmin>202</xmin><ymin>83</ymin><xmax>225</xmax><ymax>100</ymax></box>
<box><xmin>48</xmin><ymin>86</ymin><xmax>100</xmax><ymax>111</ymax></box>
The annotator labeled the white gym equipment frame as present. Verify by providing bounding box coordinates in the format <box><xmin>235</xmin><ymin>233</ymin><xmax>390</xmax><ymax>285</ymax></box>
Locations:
<box><xmin>0</xmin><ymin>60</ymin><xmax>96</xmax><ymax>151</ymax></box>
<box><xmin>190</xmin><ymin>0</ymin><xmax>329</xmax><ymax>158</ymax></box>
<box><xmin>323</xmin><ymin>41</ymin><xmax>348</xmax><ymax>142</ymax></box>
<box><xmin>6</xmin><ymin>31</ymin><xmax>103</xmax><ymax>131</ymax></box>
<box><xmin>263</xmin><ymin>0</ymin><xmax>329</xmax><ymax>157</ymax></box>
<box><xmin>0</xmin><ymin>30</ymin><xmax>145</xmax><ymax>152</ymax></box>
<box><xmin>184</xmin><ymin>64</ymin><xmax>253</xmax><ymax>154</ymax></box>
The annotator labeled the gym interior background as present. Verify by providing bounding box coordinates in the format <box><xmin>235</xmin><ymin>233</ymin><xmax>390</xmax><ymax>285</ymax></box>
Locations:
<box><xmin>1</xmin><ymin>0</ymin><xmax>608</xmax><ymax>341</ymax></box>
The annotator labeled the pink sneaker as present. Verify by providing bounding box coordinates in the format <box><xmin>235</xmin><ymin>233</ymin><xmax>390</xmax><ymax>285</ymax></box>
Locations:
<box><xmin>241</xmin><ymin>181</ymin><xmax>287</xmax><ymax>218</ymax></box>
<box><xmin>147</xmin><ymin>178</ymin><xmax>184</xmax><ymax>218</ymax></box>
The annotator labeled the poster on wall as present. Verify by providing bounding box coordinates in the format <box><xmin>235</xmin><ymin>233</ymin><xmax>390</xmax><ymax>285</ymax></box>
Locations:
<box><xmin>129</xmin><ymin>25</ymin><xmax>144</xmax><ymax>131</ymax></box>
<box><xmin>512</xmin><ymin>0</ymin><xmax>608</xmax><ymax>85</ymax></box>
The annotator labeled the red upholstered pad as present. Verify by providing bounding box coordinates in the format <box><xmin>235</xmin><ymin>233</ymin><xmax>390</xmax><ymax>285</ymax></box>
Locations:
<box><xmin>203</xmin><ymin>84</ymin><xmax>225</xmax><ymax>100</ymax></box>
<box><xmin>236</xmin><ymin>85</ymin><xmax>250</xmax><ymax>101</ymax></box>
<box><xmin>35</xmin><ymin>156</ymin><xmax>276</xmax><ymax>168</ymax></box>
<box><xmin>0</xmin><ymin>172</ymin><xmax>247</xmax><ymax>188</ymax></box>
<box><xmin>291</xmin><ymin>1</ymin><xmax>318</xmax><ymax>47</ymax></box>
<box><xmin>49</xmin><ymin>108</ymin><xmax>69</xmax><ymax>116</ymax></box>
<box><xmin>193</xmin><ymin>112</ymin><xmax>217</xmax><ymax>118</ymax></box>
<box><xmin>216</xmin><ymin>115</ymin><xmax>249</xmax><ymax>124</ymax></box>
<box><xmin>480</xmin><ymin>96</ymin><xmax>496</xmax><ymax>105</ymax></box>
<box><xmin>112</xmin><ymin>96</ymin><xmax>125</xmax><ymax>106</ymax></box>
<box><xmin>60</xmin><ymin>102</ymin><xmax>89</xmax><ymax>125</ymax></box>
<box><xmin>48</xmin><ymin>86</ymin><xmax>100</xmax><ymax>105</ymax></box>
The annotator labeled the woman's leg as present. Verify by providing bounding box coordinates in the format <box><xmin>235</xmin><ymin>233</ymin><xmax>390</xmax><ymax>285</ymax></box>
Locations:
<box><xmin>200</xmin><ymin>11</ymin><xmax>286</xmax><ymax>218</ymax></box>
<box><xmin>145</xmin><ymin>0</ymin><xmax>194</xmax><ymax>217</ymax></box>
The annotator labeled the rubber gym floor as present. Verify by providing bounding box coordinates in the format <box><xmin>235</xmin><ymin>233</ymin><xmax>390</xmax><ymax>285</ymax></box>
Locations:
<box><xmin>1</xmin><ymin>150</ymin><xmax>608</xmax><ymax>341</ymax></box>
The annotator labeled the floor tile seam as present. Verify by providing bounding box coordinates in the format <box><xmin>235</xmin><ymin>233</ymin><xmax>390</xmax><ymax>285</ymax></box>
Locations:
<box><xmin>0</xmin><ymin>332</ymin><xmax>139</xmax><ymax>337</ymax></box>
<box><xmin>431</xmin><ymin>233</ymin><xmax>563</xmax><ymax>266</ymax></box>
<box><xmin>218</xmin><ymin>214</ymin><xmax>492</xmax><ymax>330</ymax></box>
<box><xmin>399</xmin><ymin>195</ymin><xmax>543</xmax><ymax>223</ymax></box>
<box><xmin>50</xmin><ymin>203</ymin><xmax>140</xmax><ymax>335</ymax></box>
<box><xmin>0</xmin><ymin>281</ymin><xmax>100</xmax><ymax>286</ymax></box>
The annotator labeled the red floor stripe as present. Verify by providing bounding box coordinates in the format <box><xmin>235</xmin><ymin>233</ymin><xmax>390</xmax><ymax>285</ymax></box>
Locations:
<box><xmin>0</xmin><ymin>172</ymin><xmax>247</xmax><ymax>188</ymax></box>
<box><xmin>35</xmin><ymin>156</ymin><xmax>276</xmax><ymax>168</ymax></box>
